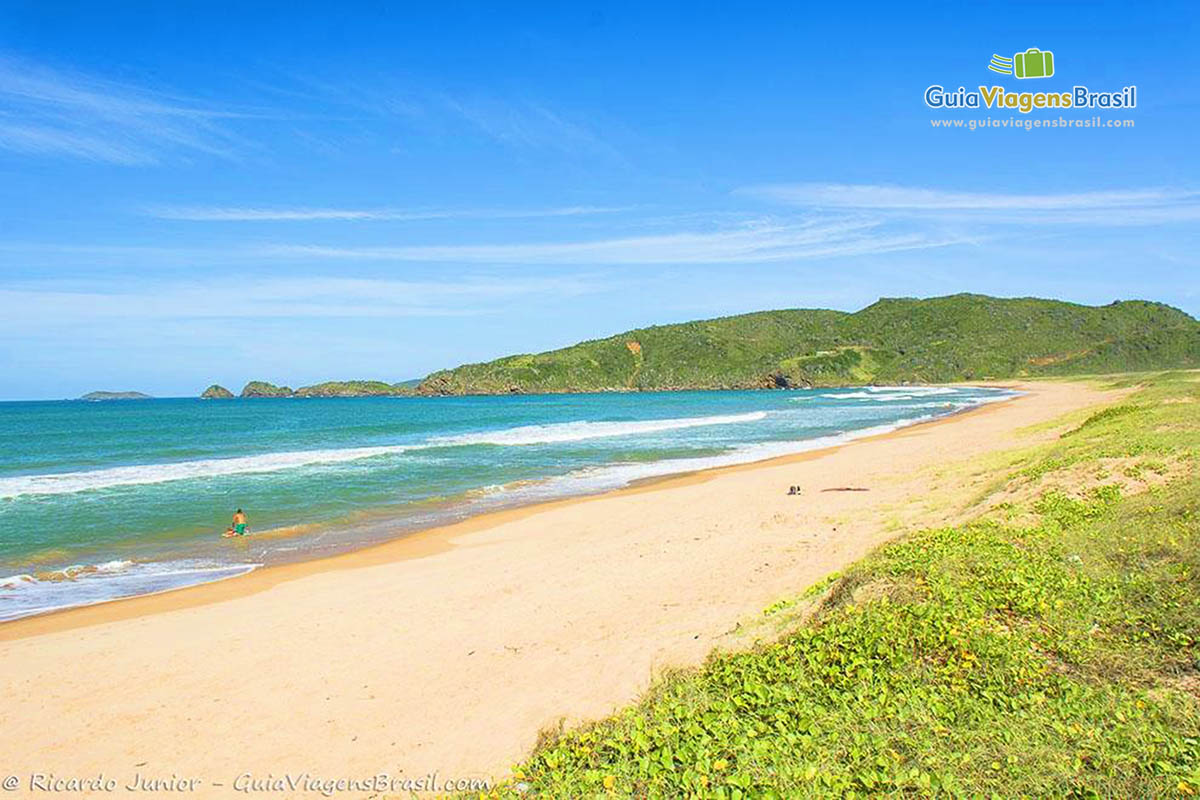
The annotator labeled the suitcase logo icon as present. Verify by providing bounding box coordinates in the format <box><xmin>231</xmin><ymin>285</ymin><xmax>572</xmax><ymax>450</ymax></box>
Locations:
<box><xmin>988</xmin><ymin>48</ymin><xmax>1055</xmax><ymax>79</ymax></box>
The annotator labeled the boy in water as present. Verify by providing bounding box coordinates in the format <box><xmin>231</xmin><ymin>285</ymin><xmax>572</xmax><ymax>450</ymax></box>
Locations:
<box><xmin>232</xmin><ymin>508</ymin><xmax>247</xmax><ymax>536</ymax></box>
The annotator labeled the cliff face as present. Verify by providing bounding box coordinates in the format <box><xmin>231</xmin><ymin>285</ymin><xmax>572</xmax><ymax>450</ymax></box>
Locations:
<box><xmin>240</xmin><ymin>381</ymin><xmax>294</xmax><ymax>398</ymax></box>
<box><xmin>200</xmin><ymin>384</ymin><xmax>235</xmax><ymax>399</ymax></box>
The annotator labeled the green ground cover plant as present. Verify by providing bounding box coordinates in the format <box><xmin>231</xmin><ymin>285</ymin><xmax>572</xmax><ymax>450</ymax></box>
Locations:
<box><xmin>478</xmin><ymin>372</ymin><xmax>1200</xmax><ymax>798</ymax></box>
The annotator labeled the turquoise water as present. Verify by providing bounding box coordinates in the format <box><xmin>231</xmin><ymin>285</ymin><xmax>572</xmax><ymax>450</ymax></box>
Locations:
<box><xmin>0</xmin><ymin>385</ymin><xmax>1015</xmax><ymax>620</ymax></box>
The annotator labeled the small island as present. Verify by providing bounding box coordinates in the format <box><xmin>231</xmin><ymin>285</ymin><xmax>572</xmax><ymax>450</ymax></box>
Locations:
<box><xmin>200</xmin><ymin>384</ymin><xmax>235</xmax><ymax>399</ymax></box>
<box><xmin>294</xmin><ymin>380</ymin><xmax>413</xmax><ymax>397</ymax></box>
<box><xmin>80</xmin><ymin>391</ymin><xmax>152</xmax><ymax>401</ymax></box>
<box><xmin>240</xmin><ymin>381</ymin><xmax>295</xmax><ymax>398</ymax></box>
<box><xmin>199</xmin><ymin>380</ymin><xmax>418</xmax><ymax>398</ymax></box>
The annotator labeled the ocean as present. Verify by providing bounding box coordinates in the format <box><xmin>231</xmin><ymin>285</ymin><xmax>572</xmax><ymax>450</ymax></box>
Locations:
<box><xmin>0</xmin><ymin>385</ymin><xmax>1016</xmax><ymax>621</ymax></box>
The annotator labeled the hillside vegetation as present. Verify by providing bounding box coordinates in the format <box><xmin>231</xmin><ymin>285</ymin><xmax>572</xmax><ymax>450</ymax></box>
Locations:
<box><xmin>227</xmin><ymin>380</ymin><xmax>413</xmax><ymax>398</ymax></box>
<box><xmin>487</xmin><ymin>372</ymin><xmax>1200</xmax><ymax>798</ymax></box>
<box><xmin>419</xmin><ymin>295</ymin><xmax>1200</xmax><ymax>394</ymax></box>
<box><xmin>293</xmin><ymin>380</ymin><xmax>411</xmax><ymax>397</ymax></box>
<box><xmin>239</xmin><ymin>380</ymin><xmax>295</xmax><ymax>398</ymax></box>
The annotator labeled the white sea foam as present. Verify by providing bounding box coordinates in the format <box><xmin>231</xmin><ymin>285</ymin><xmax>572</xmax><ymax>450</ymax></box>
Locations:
<box><xmin>823</xmin><ymin>387</ymin><xmax>982</xmax><ymax>401</ymax></box>
<box><xmin>0</xmin><ymin>559</ymin><xmax>259</xmax><ymax>622</ymax></box>
<box><xmin>866</xmin><ymin>386</ymin><xmax>957</xmax><ymax>395</ymax></box>
<box><xmin>0</xmin><ymin>394</ymin><xmax>1015</xmax><ymax>501</ymax></box>
<box><xmin>0</xmin><ymin>573</ymin><xmax>35</xmax><ymax>589</ymax></box>
<box><xmin>823</xmin><ymin>391</ymin><xmax>929</xmax><ymax>401</ymax></box>
<box><xmin>429</xmin><ymin>411</ymin><xmax>769</xmax><ymax>447</ymax></box>
<box><xmin>0</xmin><ymin>444</ymin><xmax>420</xmax><ymax>499</ymax></box>
<box><xmin>968</xmin><ymin>391</ymin><xmax>1021</xmax><ymax>405</ymax></box>
<box><xmin>480</xmin><ymin>390</ymin><xmax>1015</xmax><ymax>506</ymax></box>
<box><xmin>471</xmin><ymin>413</ymin><xmax>948</xmax><ymax>508</ymax></box>
<box><xmin>0</xmin><ymin>412</ymin><xmax>773</xmax><ymax>498</ymax></box>
<box><xmin>93</xmin><ymin>559</ymin><xmax>134</xmax><ymax>573</ymax></box>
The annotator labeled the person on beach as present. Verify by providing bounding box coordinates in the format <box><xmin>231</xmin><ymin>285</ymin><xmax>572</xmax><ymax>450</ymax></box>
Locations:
<box><xmin>232</xmin><ymin>509</ymin><xmax>247</xmax><ymax>536</ymax></box>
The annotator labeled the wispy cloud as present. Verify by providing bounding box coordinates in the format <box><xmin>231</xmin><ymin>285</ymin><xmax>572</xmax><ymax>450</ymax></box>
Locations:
<box><xmin>0</xmin><ymin>55</ymin><xmax>625</xmax><ymax>168</ymax></box>
<box><xmin>0</xmin><ymin>275</ymin><xmax>605</xmax><ymax>328</ymax></box>
<box><xmin>740</xmin><ymin>183</ymin><xmax>1200</xmax><ymax>225</ymax></box>
<box><xmin>146</xmin><ymin>204</ymin><xmax>632</xmax><ymax>221</ymax></box>
<box><xmin>742</xmin><ymin>183</ymin><xmax>1194</xmax><ymax>210</ymax></box>
<box><xmin>0</xmin><ymin>215</ymin><xmax>974</xmax><ymax>267</ymax></box>
<box><xmin>253</xmin><ymin>70</ymin><xmax>624</xmax><ymax>162</ymax></box>
<box><xmin>255</xmin><ymin>217</ymin><xmax>973</xmax><ymax>264</ymax></box>
<box><xmin>0</xmin><ymin>56</ymin><xmax>261</xmax><ymax>164</ymax></box>
<box><xmin>437</xmin><ymin>94</ymin><xmax>622</xmax><ymax>160</ymax></box>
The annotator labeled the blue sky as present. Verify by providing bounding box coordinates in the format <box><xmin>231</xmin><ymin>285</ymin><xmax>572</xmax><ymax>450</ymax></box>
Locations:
<box><xmin>1</xmin><ymin>1</ymin><xmax>1197</xmax><ymax>399</ymax></box>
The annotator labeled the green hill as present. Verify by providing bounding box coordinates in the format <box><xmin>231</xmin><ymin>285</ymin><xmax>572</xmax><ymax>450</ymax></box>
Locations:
<box><xmin>418</xmin><ymin>294</ymin><xmax>1200</xmax><ymax>394</ymax></box>
<box><xmin>225</xmin><ymin>380</ymin><xmax>415</xmax><ymax>398</ymax></box>
<box><xmin>200</xmin><ymin>384</ymin><xmax>234</xmax><ymax>399</ymax></box>
<box><xmin>293</xmin><ymin>380</ymin><xmax>412</xmax><ymax>397</ymax></box>
<box><xmin>240</xmin><ymin>381</ymin><xmax>294</xmax><ymax>398</ymax></box>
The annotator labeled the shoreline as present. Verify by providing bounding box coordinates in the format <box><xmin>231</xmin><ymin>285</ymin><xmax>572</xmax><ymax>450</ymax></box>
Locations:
<box><xmin>0</xmin><ymin>384</ymin><xmax>1021</xmax><ymax>641</ymax></box>
<box><xmin>0</xmin><ymin>379</ymin><xmax>1122</xmax><ymax>797</ymax></box>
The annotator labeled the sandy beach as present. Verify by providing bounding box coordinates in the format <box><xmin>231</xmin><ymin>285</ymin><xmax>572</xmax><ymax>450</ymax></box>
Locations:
<box><xmin>0</xmin><ymin>380</ymin><xmax>1120</xmax><ymax>797</ymax></box>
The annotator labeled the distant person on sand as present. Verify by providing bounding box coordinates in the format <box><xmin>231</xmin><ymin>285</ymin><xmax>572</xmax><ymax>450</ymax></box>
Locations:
<box><xmin>232</xmin><ymin>508</ymin><xmax>247</xmax><ymax>536</ymax></box>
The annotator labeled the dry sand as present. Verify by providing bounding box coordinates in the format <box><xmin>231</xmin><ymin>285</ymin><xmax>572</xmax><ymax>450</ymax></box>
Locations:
<box><xmin>0</xmin><ymin>381</ymin><xmax>1119</xmax><ymax>797</ymax></box>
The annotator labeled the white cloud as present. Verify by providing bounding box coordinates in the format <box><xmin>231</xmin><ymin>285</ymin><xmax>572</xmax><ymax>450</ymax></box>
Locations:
<box><xmin>0</xmin><ymin>215</ymin><xmax>973</xmax><ymax>268</ymax></box>
<box><xmin>437</xmin><ymin>94</ymin><xmax>621</xmax><ymax>160</ymax></box>
<box><xmin>0</xmin><ymin>122</ymin><xmax>156</xmax><ymax>166</ymax></box>
<box><xmin>0</xmin><ymin>57</ymin><xmax>621</xmax><ymax>167</ymax></box>
<box><xmin>740</xmin><ymin>183</ymin><xmax>1200</xmax><ymax>225</ymax></box>
<box><xmin>146</xmin><ymin>205</ymin><xmax>632</xmax><ymax>222</ymax></box>
<box><xmin>0</xmin><ymin>57</ymin><xmax>259</xmax><ymax>164</ymax></box>
<box><xmin>247</xmin><ymin>71</ymin><xmax>624</xmax><ymax>162</ymax></box>
<box><xmin>742</xmin><ymin>183</ymin><xmax>1193</xmax><ymax>210</ymax></box>
<box><xmin>0</xmin><ymin>275</ymin><xmax>606</xmax><ymax>328</ymax></box>
<box><xmin>256</xmin><ymin>218</ymin><xmax>972</xmax><ymax>264</ymax></box>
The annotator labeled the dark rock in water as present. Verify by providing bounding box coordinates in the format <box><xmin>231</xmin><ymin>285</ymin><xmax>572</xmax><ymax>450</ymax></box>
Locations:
<box><xmin>762</xmin><ymin>372</ymin><xmax>794</xmax><ymax>389</ymax></box>
<box><xmin>240</xmin><ymin>381</ymin><xmax>295</xmax><ymax>398</ymax></box>
<box><xmin>80</xmin><ymin>391</ymin><xmax>152</xmax><ymax>401</ymax></box>
<box><xmin>200</xmin><ymin>384</ymin><xmax>235</xmax><ymax>399</ymax></box>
